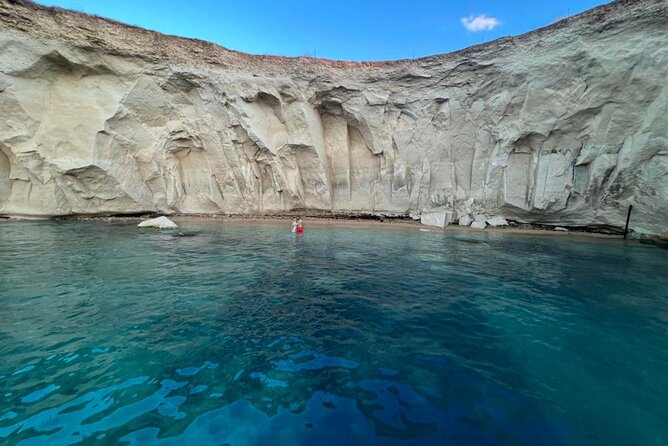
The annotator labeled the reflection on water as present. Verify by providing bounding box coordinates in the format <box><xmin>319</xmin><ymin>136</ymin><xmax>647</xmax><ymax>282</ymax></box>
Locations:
<box><xmin>1</xmin><ymin>220</ymin><xmax>667</xmax><ymax>445</ymax></box>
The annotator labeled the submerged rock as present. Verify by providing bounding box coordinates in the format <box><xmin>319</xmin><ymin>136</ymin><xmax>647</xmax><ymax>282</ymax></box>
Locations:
<box><xmin>137</xmin><ymin>216</ymin><xmax>178</xmax><ymax>229</ymax></box>
<box><xmin>173</xmin><ymin>231</ymin><xmax>198</xmax><ymax>237</ymax></box>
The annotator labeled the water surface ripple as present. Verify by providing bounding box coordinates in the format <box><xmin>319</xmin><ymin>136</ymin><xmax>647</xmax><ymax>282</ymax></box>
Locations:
<box><xmin>0</xmin><ymin>221</ymin><xmax>667</xmax><ymax>445</ymax></box>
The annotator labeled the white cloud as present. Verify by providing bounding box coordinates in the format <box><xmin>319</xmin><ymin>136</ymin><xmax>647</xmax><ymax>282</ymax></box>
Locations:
<box><xmin>461</xmin><ymin>14</ymin><xmax>500</xmax><ymax>32</ymax></box>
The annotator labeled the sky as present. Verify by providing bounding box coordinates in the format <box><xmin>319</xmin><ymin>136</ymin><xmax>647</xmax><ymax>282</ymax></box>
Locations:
<box><xmin>36</xmin><ymin>0</ymin><xmax>611</xmax><ymax>62</ymax></box>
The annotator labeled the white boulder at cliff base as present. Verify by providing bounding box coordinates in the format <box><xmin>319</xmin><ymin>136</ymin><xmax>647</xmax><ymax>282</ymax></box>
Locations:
<box><xmin>137</xmin><ymin>216</ymin><xmax>178</xmax><ymax>229</ymax></box>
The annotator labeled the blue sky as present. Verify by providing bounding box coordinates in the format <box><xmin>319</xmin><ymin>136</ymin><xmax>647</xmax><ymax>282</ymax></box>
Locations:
<box><xmin>36</xmin><ymin>0</ymin><xmax>610</xmax><ymax>61</ymax></box>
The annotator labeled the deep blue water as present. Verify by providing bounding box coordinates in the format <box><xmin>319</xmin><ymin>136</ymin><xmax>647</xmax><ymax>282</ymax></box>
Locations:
<box><xmin>0</xmin><ymin>220</ymin><xmax>667</xmax><ymax>445</ymax></box>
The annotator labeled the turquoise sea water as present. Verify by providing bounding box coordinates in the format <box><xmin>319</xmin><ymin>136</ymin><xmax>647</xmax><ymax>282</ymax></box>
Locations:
<box><xmin>0</xmin><ymin>220</ymin><xmax>667</xmax><ymax>445</ymax></box>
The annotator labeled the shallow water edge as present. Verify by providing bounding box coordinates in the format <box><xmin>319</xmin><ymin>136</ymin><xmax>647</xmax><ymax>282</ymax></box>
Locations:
<box><xmin>1</xmin><ymin>212</ymin><xmax>639</xmax><ymax>243</ymax></box>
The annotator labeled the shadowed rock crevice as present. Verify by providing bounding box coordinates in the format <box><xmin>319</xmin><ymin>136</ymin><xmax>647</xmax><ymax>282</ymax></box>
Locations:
<box><xmin>0</xmin><ymin>146</ymin><xmax>10</xmax><ymax>206</ymax></box>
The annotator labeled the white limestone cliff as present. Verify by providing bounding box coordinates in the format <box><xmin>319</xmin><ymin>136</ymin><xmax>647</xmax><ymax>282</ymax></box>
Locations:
<box><xmin>0</xmin><ymin>0</ymin><xmax>666</xmax><ymax>235</ymax></box>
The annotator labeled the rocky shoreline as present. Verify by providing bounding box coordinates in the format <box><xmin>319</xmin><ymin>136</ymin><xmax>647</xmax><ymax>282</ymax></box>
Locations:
<box><xmin>42</xmin><ymin>211</ymin><xmax>637</xmax><ymax>239</ymax></box>
<box><xmin>6</xmin><ymin>210</ymin><xmax>668</xmax><ymax>245</ymax></box>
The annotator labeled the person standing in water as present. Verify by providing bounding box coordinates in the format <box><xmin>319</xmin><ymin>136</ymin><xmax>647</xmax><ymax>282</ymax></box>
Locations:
<box><xmin>291</xmin><ymin>217</ymin><xmax>298</xmax><ymax>233</ymax></box>
<box><xmin>296</xmin><ymin>217</ymin><xmax>304</xmax><ymax>233</ymax></box>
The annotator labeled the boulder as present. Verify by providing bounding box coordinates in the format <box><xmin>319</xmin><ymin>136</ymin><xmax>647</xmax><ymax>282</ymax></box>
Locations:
<box><xmin>487</xmin><ymin>216</ymin><xmax>509</xmax><ymax>227</ymax></box>
<box><xmin>554</xmin><ymin>226</ymin><xmax>569</xmax><ymax>232</ymax></box>
<box><xmin>458</xmin><ymin>214</ymin><xmax>474</xmax><ymax>226</ymax></box>
<box><xmin>471</xmin><ymin>219</ymin><xmax>487</xmax><ymax>230</ymax></box>
<box><xmin>420</xmin><ymin>209</ymin><xmax>457</xmax><ymax>228</ymax></box>
<box><xmin>137</xmin><ymin>216</ymin><xmax>178</xmax><ymax>229</ymax></box>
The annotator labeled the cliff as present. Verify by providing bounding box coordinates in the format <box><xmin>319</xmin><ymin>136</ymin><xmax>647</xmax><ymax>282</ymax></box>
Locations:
<box><xmin>0</xmin><ymin>0</ymin><xmax>666</xmax><ymax>235</ymax></box>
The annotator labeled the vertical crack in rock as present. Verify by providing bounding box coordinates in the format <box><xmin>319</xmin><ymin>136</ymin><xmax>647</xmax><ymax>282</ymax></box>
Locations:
<box><xmin>0</xmin><ymin>145</ymin><xmax>11</xmax><ymax>207</ymax></box>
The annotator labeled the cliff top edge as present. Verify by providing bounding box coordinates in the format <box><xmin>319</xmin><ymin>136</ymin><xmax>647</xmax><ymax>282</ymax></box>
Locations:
<box><xmin>0</xmin><ymin>0</ymin><xmax>665</xmax><ymax>72</ymax></box>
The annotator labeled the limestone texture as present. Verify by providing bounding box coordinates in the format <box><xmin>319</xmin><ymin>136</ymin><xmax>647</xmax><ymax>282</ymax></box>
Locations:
<box><xmin>487</xmin><ymin>216</ymin><xmax>509</xmax><ymax>227</ymax></box>
<box><xmin>0</xmin><ymin>0</ymin><xmax>666</xmax><ymax>235</ymax></box>
<box><xmin>137</xmin><ymin>216</ymin><xmax>178</xmax><ymax>229</ymax></box>
<box><xmin>471</xmin><ymin>219</ymin><xmax>488</xmax><ymax>230</ymax></box>
<box><xmin>458</xmin><ymin>215</ymin><xmax>474</xmax><ymax>227</ymax></box>
<box><xmin>420</xmin><ymin>209</ymin><xmax>456</xmax><ymax>228</ymax></box>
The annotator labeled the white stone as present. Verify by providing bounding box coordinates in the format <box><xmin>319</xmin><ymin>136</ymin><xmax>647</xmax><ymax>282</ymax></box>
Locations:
<box><xmin>458</xmin><ymin>214</ymin><xmax>474</xmax><ymax>226</ymax></box>
<box><xmin>554</xmin><ymin>226</ymin><xmax>569</xmax><ymax>232</ymax></box>
<box><xmin>471</xmin><ymin>219</ymin><xmax>487</xmax><ymax>230</ymax></box>
<box><xmin>420</xmin><ymin>209</ymin><xmax>456</xmax><ymax>228</ymax></box>
<box><xmin>0</xmin><ymin>1</ymin><xmax>665</xmax><ymax>237</ymax></box>
<box><xmin>487</xmin><ymin>216</ymin><xmax>509</xmax><ymax>227</ymax></box>
<box><xmin>137</xmin><ymin>216</ymin><xmax>178</xmax><ymax>229</ymax></box>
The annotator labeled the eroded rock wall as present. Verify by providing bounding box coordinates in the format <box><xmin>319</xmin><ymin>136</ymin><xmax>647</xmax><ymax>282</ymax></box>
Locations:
<box><xmin>0</xmin><ymin>0</ymin><xmax>666</xmax><ymax>235</ymax></box>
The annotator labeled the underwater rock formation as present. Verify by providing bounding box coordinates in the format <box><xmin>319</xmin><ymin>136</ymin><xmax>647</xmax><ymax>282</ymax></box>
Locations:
<box><xmin>0</xmin><ymin>0</ymin><xmax>666</xmax><ymax>235</ymax></box>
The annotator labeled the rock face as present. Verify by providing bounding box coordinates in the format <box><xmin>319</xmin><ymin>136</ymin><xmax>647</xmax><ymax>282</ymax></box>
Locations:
<box><xmin>0</xmin><ymin>0</ymin><xmax>666</xmax><ymax>235</ymax></box>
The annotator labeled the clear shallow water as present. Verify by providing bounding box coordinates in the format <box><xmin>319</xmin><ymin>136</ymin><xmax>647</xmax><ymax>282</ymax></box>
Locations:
<box><xmin>0</xmin><ymin>220</ymin><xmax>667</xmax><ymax>446</ymax></box>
